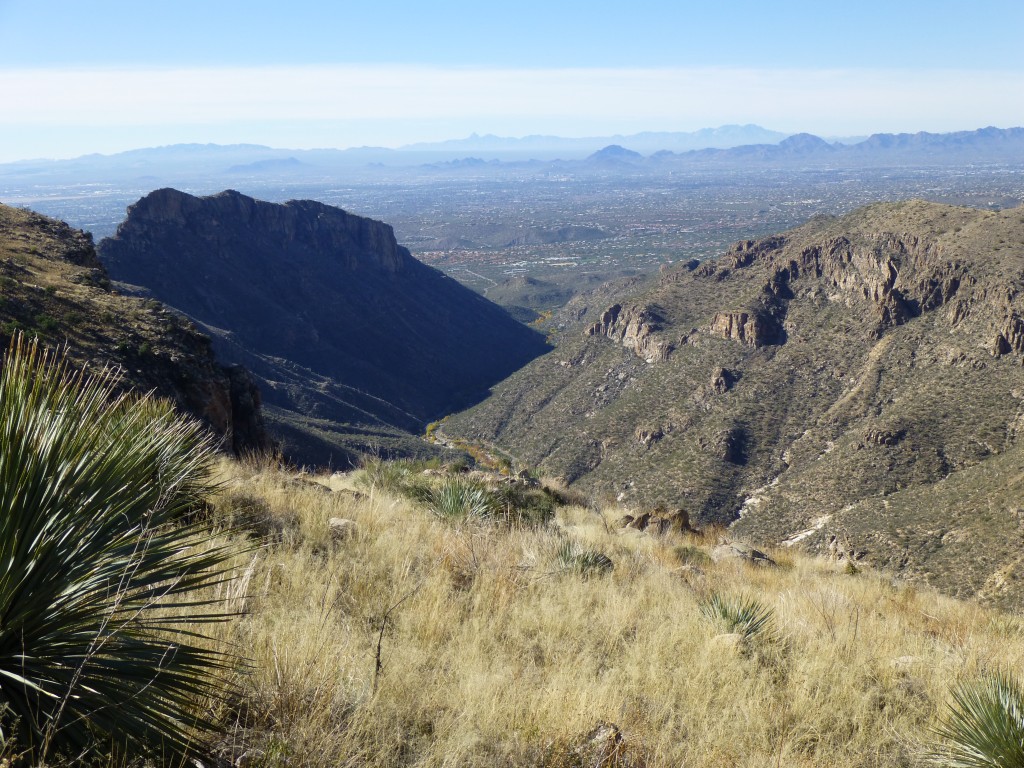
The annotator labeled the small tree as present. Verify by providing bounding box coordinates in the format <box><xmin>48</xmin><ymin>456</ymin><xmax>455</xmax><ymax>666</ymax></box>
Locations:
<box><xmin>0</xmin><ymin>335</ymin><xmax>238</xmax><ymax>763</ymax></box>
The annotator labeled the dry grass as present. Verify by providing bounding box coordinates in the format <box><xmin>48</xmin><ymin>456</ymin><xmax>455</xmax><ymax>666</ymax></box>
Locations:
<box><xmin>192</xmin><ymin>456</ymin><xmax>1024</xmax><ymax>767</ymax></box>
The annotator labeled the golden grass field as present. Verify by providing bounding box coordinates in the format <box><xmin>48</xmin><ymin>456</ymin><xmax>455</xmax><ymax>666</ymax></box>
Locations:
<box><xmin>186</xmin><ymin>456</ymin><xmax>1024</xmax><ymax>767</ymax></box>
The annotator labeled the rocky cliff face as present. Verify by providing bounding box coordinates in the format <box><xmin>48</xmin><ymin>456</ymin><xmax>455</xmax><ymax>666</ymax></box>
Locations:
<box><xmin>586</xmin><ymin>303</ymin><xmax>674</xmax><ymax>361</ymax></box>
<box><xmin>0</xmin><ymin>203</ymin><xmax>269</xmax><ymax>455</ymax></box>
<box><xmin>708</xmin><ymin>310</ymin><xmax>778</xmax><ymax>347</ymax></box>
<box><xmin>120</xmin><ymin>187</ymin><xmax>408</xmax><ymax>274</ymax></box>
<box><xmin>445</xmin><ymin>200</ymin><xmax>1024</xmax><ymax>607</ymax></box>
<box><xmin>98</xmin><ymin>189</ymin><xmax>548</xmax><ymax>467</ymax></box>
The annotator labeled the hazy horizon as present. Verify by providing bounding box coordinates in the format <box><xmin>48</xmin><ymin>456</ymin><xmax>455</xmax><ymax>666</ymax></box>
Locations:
<box><xmin>1</xmin><ymin>0</ymin><xmax>1021</xmax><ymax>163</ymax></box>
<box><xmin>3</xmin><ymin>122</ymin><xmax>1022</xmax><ymax>166</ymax></box>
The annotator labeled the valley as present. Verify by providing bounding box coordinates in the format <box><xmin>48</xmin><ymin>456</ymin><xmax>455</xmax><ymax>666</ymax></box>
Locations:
<box><xmin>5</xmin><ymin>130</ymin><xmax>1024</xmax><ymax>609</ymax></box>
<box><xmin>6</xmin><ymin>0</ymin><xmax>1024</xmax><ymax>761</ymax></box>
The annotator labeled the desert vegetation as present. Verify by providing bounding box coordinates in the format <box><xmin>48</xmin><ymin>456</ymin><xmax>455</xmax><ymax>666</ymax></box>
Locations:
<box><xmin>0</xmin><ymin>336</ymin><xmax>239</xmax><ymax>764</ymax></box>
<box><xmin>6</xmin><ymin>343</ymin><xmax>1024</xmax><ymax>766</ymax></box>
<box><xmin>172</xmin><ymin>457</ymin><xmax>1024</xmax><ymax>767</ymax></box>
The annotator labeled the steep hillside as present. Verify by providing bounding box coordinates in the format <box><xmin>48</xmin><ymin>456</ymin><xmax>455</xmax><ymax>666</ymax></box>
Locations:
<box><xmin>98</xmin><ymin>189</ymin><xmax>548</xmax><ymax>466</ymax></box>
<box><xmin>445</xmin><ymin>200</ymin><xmax>1024</xmax><ymax>606</ymax></box>
<box><xmin>189</xmin><ymin>456</ymin><xmax>1024</xmax><ymax>766</ymax></box>
<box><xmin>0</xmin><ymin>203</ymin><xmax>268</xmax><ymax>453</ymax></box>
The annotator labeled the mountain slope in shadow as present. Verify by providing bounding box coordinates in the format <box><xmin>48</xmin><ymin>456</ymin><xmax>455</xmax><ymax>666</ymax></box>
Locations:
<box><xmin>99</xmin><ymin>188</ymin><xmax>548</xmax><ymax>466</ymax></box>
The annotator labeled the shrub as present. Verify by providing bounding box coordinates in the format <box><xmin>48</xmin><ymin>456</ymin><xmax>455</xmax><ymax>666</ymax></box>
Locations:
<box><xmin>492</xmin><ymin>482</ymin><xmax>557</xmax><ymax>527</ymax></box>
<box><xmin>355</xmin><ymin>456</ymin><xmax>417</xmax><ymax>495</ymax></box>
<box><xmin>33</xmin><ymin>313</ymin><xmax>59</xmax><ymax>332</ymax></box>
<box><xmin>929</xmin><ymin>671</ymin><xmax>1024</xmax><ymax>767</ymax></box>
<box><xmin>0</xmin><ymin>335</ymin><xmax>238</xmax><ymax>763</ymax></box>
<box><xmin>446</xmin><ymin>456</ymin><xmax>471</xmax><ymax>474</ymax></box>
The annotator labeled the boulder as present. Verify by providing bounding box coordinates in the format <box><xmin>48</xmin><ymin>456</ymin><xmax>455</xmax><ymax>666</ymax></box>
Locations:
<box><xmin>328</xmin><ymin>517</ymin><xmax>358</xmax><ymax>541</ymax></box>
<box><xmin>710</xmin><ymin>542</ymin><xmax>776</xmax><ymax>567</ymax></box>
<box><xmin>709</xmin><ymin>367</ymin><xmax>737</xmax><ymax>394</ymax></box>
<box><xmin>708</xmin><ymin>632</ymin><xmax>745</xmax><ymax>655</ymax></box>
<box><xmin>574</xmin><ymin>721</ymin><xmax>645</xmax><ymax>768</ymax></box>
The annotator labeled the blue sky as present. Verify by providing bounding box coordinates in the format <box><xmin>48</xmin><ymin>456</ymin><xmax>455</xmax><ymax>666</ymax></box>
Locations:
<box><xmin>0</xmin><ymin>0</ymin><xmax>1022</xmax><ymax>160</ymax></box>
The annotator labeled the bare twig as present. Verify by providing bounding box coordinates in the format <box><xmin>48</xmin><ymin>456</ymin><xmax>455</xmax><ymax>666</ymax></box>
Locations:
<box><xmin>372</xmin><ymin>584</ymin><xmax>422</xmax><ymax>695</ymax></box>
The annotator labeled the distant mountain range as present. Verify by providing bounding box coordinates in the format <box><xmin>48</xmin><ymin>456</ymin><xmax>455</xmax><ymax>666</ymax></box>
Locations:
<box><xmin>642</xmin><ymin>126</ymin><xmax>1024</xmax><ymax>167</ymax></box>
<box><xmin>399</xmin><ymin>124</ymin><xmax>792</xmax><ymax>155</ymax></box>
<box><xmin>3</xmin><ymin>126</ymin><xmax>1020</xmax><ymax>190</ymax></box>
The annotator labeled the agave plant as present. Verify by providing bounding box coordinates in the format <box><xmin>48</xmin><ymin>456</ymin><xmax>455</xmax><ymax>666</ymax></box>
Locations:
<box><xmin>929</xmin><ymin>671</ymin><xmax>1024</xmax><ymax>767</ymax></box>
<box><xmin>0</xmin><ymin>336</ymin><xmax>237</xmax><ymax>763</ymax></box>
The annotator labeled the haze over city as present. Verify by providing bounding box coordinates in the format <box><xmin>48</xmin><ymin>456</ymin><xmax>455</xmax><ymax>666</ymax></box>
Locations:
<box><xmin>1</xmin><ymin>0</ymin><xmax>1022</xmax><ymax>161</ymax></box>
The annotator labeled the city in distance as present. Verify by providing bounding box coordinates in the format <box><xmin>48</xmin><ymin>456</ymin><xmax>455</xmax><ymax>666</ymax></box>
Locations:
<box><xmin>2</xmin><ymin>125</ymin><xmax>1023</xmax><ymax>317</ymax></box>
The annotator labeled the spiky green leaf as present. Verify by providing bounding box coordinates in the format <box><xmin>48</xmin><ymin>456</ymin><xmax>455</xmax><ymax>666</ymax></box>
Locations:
<box><xmin>0</xmin><ymin>334</ymin><xmax>241</xmax><ymax>763</ymax></box>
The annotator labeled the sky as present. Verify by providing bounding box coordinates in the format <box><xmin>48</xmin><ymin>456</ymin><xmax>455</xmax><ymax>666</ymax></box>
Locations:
<box><xmin>0</xmin><ymin>0</ymin><xmax>1022</xmax><ymax>161</ymax></box>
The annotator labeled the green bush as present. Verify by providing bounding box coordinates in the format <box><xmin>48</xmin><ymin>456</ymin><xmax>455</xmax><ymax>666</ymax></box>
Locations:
<box><xmin>0</xmin><ymin>335</ymin><xmax>238</xmax><ymax>763</ymax></box>
<box><xmin>929</xmin><ymin>671</ymin><xmax>1024</xmax><ymax>767</ymax></box>
<box><xmin>492</xmin><ymin>483</ymin><xmax>557</xmax><ymax>527</ymax></box>
<box><xmin>33</xmin><ymin>313</ymin><xmax>59</xmax><ymax>332</ymax></box>
<box><xmin>355</xmin><ymin>456</ymin><xmax>417</xmax><ymax>495</ymax></box>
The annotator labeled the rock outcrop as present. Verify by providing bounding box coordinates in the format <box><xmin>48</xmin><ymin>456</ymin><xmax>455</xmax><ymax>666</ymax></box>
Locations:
<box><xmin>586</xmin><ymin>303</ymin><xmax>673</xmax><ymax>361</ymax></box>
<box><xmin>708</xmin><ymin>310</ymin><xmax>776</xmax><ymax>347</ymax></box>
<box><xmin>711</xmin><ymin>229</ymin><xmax>975</xmax><ymax>339</ymax></box>
<box><xmin>709</xmin><ymin>367</ymin><xmax>737</xmax><ymax>394</ymax></box>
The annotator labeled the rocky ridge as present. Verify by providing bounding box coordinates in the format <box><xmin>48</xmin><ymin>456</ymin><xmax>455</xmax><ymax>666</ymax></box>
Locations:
<box><xmin>98</xmin><ymin>189</ymin><xmax>548</xmax><ymax>467</ymax></box>
<box><xmin>444</xmin><ymin>200</ymin><xmax>1024</xmax><ymax>606</ymax></box>
<box><xmin>0</xmin><ymin>203</ymin><xmax>268</xmax><ymax>454</ymax></box>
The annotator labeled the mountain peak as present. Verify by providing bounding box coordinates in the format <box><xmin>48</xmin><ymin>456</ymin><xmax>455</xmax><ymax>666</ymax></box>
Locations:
<box><xmin>121</xmin><ymin>188</ymin><xmax>409</xmax><ymax>275</ymax></box>
<box><xmin>587</xmin><ymin>144</ymin><xmax>644</xmax><ymax>162</ymax></box>
<box><xmin>777</xmin><ymin>133</ymin><xmax>834</xmax><ymax>152</ymax></box>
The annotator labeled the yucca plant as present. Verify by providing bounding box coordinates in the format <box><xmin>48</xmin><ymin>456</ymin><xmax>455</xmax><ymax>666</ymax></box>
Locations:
<box><xmin>419</xmin><ymin>476</ymin><xmax>497</xmax><ymax>521</ymax></box>
<box><xmin>0</xmin><ymin>335</ymin><xmax>239</xmax><ymax>764</ymax></box>
<box><xmin>929</xmin><ymin>671</ymin><xmax>1024</xmax><ymax>767</ymax></box>
<box><xmin>698</xmin><ymin>593</ymin><xmax>777</xmax><ymax>641</ymax></box>
<box><xmin>554</xmin><ymin>540</ymin><xmax>614</xmax><ymax>577</ymax></box>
